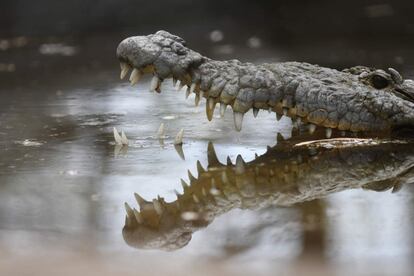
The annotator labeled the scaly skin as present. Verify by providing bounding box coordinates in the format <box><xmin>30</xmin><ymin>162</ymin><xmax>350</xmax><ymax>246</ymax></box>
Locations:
<box><xmin>117</xmin><ymin>30</ymin><xmax>414</xmax><ymax>137</ymax></box>
<box><xmin>122</xmin><ymin>139</ymin><xmax>414</xmax><ymax>251</ymax></box>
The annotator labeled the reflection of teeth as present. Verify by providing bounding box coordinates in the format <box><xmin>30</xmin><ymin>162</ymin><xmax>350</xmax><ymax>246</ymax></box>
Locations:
<box><xmin>124</xmin><ymin>202</ymin><xmax>134</xmax><ymax>218</ymax></box>
<box><xmin>196</xmin><ymin>161</ymin><xmax>205</xmax><ymax>174</ymax></box>
<box><xmin>233</xmin><ymin>112</ymin><xmax>244</xmax><ymax>131</ymax></box>
<box><xmin>129</xmin><ymin>68</ymin><xmax>141</xmax><ymax>85</ymax></box>
<box><xmin>113</xmin><ymin>127</ymin><xmax>123</xmax><ymax>145</ymax></box>
<box><xmin>192</xmin><ymin>194</ymin><xmax>200</xmax><ymax>203</ymax></box>
<box><xmin>210</xmin><ymin>187</ymin><xmax>221</xmax><ymax>196</ymax></box>
<box><xmin>134</xmin><ymin>193</ymin><xmax>147</xmax><ymax>210</ymax></box>
<box><xmin>153</xmin><ymin>199</ymin><xmax>163</xmax><ymax>215</ymax></box>
<box><xmin>174</xmin><ymin>129</ymin><xmax>184</xmax><ymax>145</ymax></box>
<box><xmin>221</xmin><ymin>171</ymin><xmax>228</xmax><ymax>183</ymax></box>
<box><xmin>157</xmin><ymin>123</ymin><xmax>165</xmax><ymax>138</ymax></box>
<box><xmin>120</xmin><ymin>62</ymin><xmax>130</xmax><ymax>79</ymax></box>
<box><xmin>133</xmin><ymin>208</ymin><xmax>143</xmax><ymax>223</ymax></box>
<box><xmin>173</xmin><ymin>78</ymin><xmax>177</xmax><ymax>87</ymax></box>
<box><xmin>150</xmin><ymin>76</ymin><xmax>160</xmax><ymax>92</ymax></box>
<box><xmin>235</xmin><ymin>155</ymin><xmax>246</xmax><ymax>174</ymax></box>
<box><xmin>181</xmin><ymin>211</ymin><xmax>199</xmax><ymax>221</ymax></box>
<box><xmin>181</xmin><ymin>179</ymin><xmax>189</xmax><ymax>190</ymax></box>
<box><xmin>121</xmin><ymin>131</ymin><xmax>129</xmax><ymax>145</ymax></box>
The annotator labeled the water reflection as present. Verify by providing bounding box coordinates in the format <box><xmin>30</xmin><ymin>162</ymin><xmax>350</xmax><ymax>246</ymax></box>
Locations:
<box><xmin>122</xmin><ymin>139</ymin><xmax>414</xmax><ymax>251</ymax></box>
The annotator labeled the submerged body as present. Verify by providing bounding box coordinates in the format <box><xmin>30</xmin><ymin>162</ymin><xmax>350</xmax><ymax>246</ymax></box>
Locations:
<box><xmin>117</xmin><ymin>31</ymin><xmax>414</xmax><ymax>137</ymax></box>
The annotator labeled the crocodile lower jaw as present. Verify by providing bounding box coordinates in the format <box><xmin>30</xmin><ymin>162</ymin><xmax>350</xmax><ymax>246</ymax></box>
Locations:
<box><xmin>120</xmin><ymin>62</ymin><xmax>365</xmax><ymax>139</ymax></box>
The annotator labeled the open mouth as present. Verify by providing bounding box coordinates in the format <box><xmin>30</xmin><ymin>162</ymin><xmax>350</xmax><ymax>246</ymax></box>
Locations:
<box><xmin>118</xmin><ymin>61</ymin><xmax>371</xmax><ymax>139</ymax></box>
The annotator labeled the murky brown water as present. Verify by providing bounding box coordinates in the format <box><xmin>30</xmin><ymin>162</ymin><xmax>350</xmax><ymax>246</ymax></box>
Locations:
<box><xmin>1</xmin><ymin>35</ymin><xmax>414</xmax><ymax>276</ymax></box>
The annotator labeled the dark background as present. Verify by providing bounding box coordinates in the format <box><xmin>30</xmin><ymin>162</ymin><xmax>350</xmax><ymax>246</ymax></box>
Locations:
<box><xmin>1</xmin><ymin>0</ymin><xmax>414</xmax><ymax>40</ymax></box>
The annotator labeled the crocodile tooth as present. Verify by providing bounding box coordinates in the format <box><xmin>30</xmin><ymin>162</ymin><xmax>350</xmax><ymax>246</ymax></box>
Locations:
<box><xmin>220</xmin><ymin>103</ymin><xmax>227</xmax><ymax>117</ymax></box>
<box><xmin>196</xmin><ymin>160</ymin><xmax>205</xmax><ymax>174</ymax></box>
<box><xmin>195</xmin><ymin>93</ymin><xmax>200</xmax><ymax>106</ymax></box>
<box><xmin>153</xmin><ymin>199</ymin><xmax>163</xmax><ymax>215</ymax></box>
<box><xmin>157</xmin><ymin>123</ymin><xmax>165</xmax><ymax>138</ymax></box>
<box><xmin>173</xmin><ymin>77</ymin><xmax>177</xmax><ymax>87</ymax></box>
<box><xmin>134</xmin><ymin>193</ymin><xmax>147</xmax><ymax>209</ymax></box>
<box><xmin>309</xmin><ymin>124</ymin><xmax>316</xmax><ymax>134</ymax></box>
<box><xmin>129</xmin><ymin>68</ymin><xmax>141</xmax><ymax>85</ymax></box>
<box><xmin>174</xmin><ymin>189</ymin><xmax>181</xmax><ymax>197</ymax></box>
<box><xmin>190</xmin><ymin>83</ymin><xmax>196</xmax><ymax>93</ymax></box>
<box><xmin>120</xmin><ymin>62</ymin><xmax>130</xmax><ymax>79</ymax></box>
<box><xmin>235</xmin><ymin>155</ymin><xmax>246</xmax><ymax>174</ymax></box>
<box><xmin>233</xmin><ymin>112</ymin><xmax>244</xmax><ymax>131</ymax></box>
<box><xmin>325</xmin><ymin>128</ymin><xmax>332</xmax><ymax>138</ymax></box>
<box><xmin>283</xmin><ymin>108</ymin><xmax>288</xmax><ymax>116</ymax></box>
<box><xmin>181</xmin><ymin>179</ymin><xmax>189</xmax><ymax>190</ymax></box>
<box><xmin>174</xmin><ymin>129</ymin><xmax>184</xmax><ymax>145</ymax></box>
<box><xmin>113</xmin><ymin>127</ymin><xmax>123</xmax><ymax>145</ymax></box>
<box><xmin>207</xmin><ymin>142</ymin><xmax>221</xmax><ymax>166</ymax></box>
<box><xmin>133</xmin><ymin>208</ymin><xmax>143</xmax><ymax>224</ymax></box>
<box><xmin>121</xmin><ymin>131</ymin><xmax>129</xmax><ymax>145</ymax></box>
<box><xmin>124</xmin><ymin>202</ymin><xmax>134</xmax><ymax>218</ymax></box>
<box><xmin>185</xmin><ymin>87</ymin><xmax>191</xmax><ymax>99</ymax></box>
<box><xmin>253</xmin><ymin>107</ymin><xmax>259</xmax><ymax>118</ymax></box>
<box><xmin>255</xmin><ymin>153</ymin><xmax>258</xmax><ymax>158</ymax></box>
<box><xmin>206</xmin><ymin>98</ymin><xmax>215</xmax><ymax>121</ymax></box>
<box><xmin>276</xmin><ymin>113</ymin><xmax>282</xmax><ymax>121</ymax></box>
<box><xmin>211</xmin><ymin>178</ymin><xmax>216</xmax><ymax>188</ymax></box>
<box><xmin>150</xmin><ymin>75</ymin><xmax>162</xmax><ymax>92</ymax></box>
<box><xmin>192</xmin><ymin>194</ymin><xmax>200</xmax><ymax>203</ymax></box>
<box><xmin>188</xmin><ymin>170</ymin><xmax>196</xmax><ymax>183</ymax></box>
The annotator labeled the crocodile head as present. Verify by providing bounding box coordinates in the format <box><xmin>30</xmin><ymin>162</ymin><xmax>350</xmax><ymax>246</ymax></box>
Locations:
<box><xmin>122</xmin><ymin>140</ymin><xmax>414</xmax><ymax>251</ymax></box>
<box><xmin>117</xmin><ymin>30</ymin><xmax>414</xmax><ymax>138</ymax></box>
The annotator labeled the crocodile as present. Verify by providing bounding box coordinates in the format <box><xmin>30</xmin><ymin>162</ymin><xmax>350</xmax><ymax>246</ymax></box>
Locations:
<box><xmin>116</xmin><ymin>30</ymin><xmax>414</xmax><ymax>138</ymax></box>
<box><xmin>122</xmin><ymin>139</ymin><xmax>414</xmax><ymax>251</ymax></box>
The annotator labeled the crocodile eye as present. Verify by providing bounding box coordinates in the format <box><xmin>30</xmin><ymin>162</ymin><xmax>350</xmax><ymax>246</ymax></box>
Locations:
<box><xmin>371</xmin><ymin>74</ymin><xmax>389</xmax><ymax>89</ymax></box>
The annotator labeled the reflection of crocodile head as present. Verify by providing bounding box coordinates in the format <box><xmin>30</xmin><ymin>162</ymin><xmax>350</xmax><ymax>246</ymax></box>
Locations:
<box><xmin>122</xmin><ymin>139</ymin><xmax>414</xmax><ymax>251</ymax></box>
